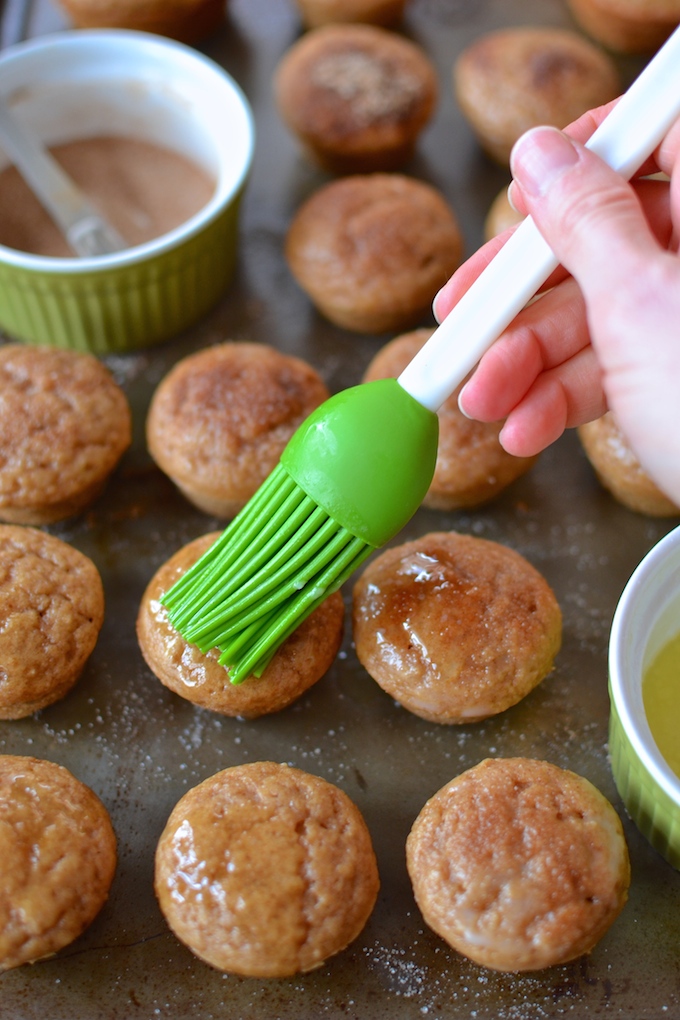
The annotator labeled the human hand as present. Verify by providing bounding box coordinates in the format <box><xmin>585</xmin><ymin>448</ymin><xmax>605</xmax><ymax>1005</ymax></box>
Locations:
<box><xmin>433</xmin><ymin>102</ymin><xmax>680</xmax><ymax>505</ymax></box>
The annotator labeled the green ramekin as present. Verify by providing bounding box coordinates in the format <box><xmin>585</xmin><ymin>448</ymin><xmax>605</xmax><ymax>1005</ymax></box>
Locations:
<box><xmin>0</xmin><ymin>30</ymin><xmax>255</xmax><ymax>354</ymax></box>
<box><xmin>608</xmin><ymin>524</ymin><xmax>680</xmax><ymax>869</ymax></box>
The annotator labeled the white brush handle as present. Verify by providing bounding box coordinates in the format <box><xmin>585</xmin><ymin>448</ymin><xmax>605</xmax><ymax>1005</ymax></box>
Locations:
<box><xmin>398</xmin><ymin>25</ymin><xmax>680</xmax><ymax>412</ymax></box>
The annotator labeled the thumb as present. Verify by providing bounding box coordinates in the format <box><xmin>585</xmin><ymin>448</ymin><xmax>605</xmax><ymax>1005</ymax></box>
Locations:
<box><xmin>509</xmin><ymin>126</ymin><xmax>661</xmax><ymax>301</ymax></box>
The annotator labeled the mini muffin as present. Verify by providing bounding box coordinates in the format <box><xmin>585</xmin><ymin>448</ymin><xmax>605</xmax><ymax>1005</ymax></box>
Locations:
<box><xmin>0</xmin><ymin>526</ymin><xmax>105</xmax><ymax>719</ymax></box>
<box><xmin>146</xmin><ymin>343</ymin><xmax>329</xmax><ymax>519</ymax></box>
<box><xmin>566</xmin><ymin>0</ymin><xmax>680</xmax><ymax>53</ymax></box>
<box><xmin>286</xmin><ymin>174</ymin><xmax>463</xmax><ymax>334</ymax></box>
<box><xmin>578</xmin><ymin>412</ymin><xmax>680</xmax><ymax>516</ymax></box>
<box><xmin>275</xmin><ymin>23</ymin><xmax>437</xmax><ymax>173</ymax></box>
<box><xmin>453</xmin><ymin>27</ymin><xmax>621</xmax><ymax>164</ymax></box>
<box><xmin>294</xmin><ymin>0</ymin><xmax>406</xmax><ymax>29</ymax></box>
<box><xmin>484</xmin><ymin>185</ymin><xmax>525</xmax><ymax>241</ymax></box>
<box><xmin>352</xmin><ymin>531</ymin><xmax>561</xmax><ymax>724</ymax></box>
<box><xmin>363</xmin><ymin>329</ymin><xmax>538</xmax><ymax>508</ymax></box>
<box><xmin>137</xmin><ymin>532</ymin><xmax>345</xmax><ymax>717</ymax></box>
<box><xmin>0</xmin><ymin>344</ymin><xmax>131</xmax><ymax>525</ymax></box>
<box><xmin>406</xmin><ymin>757</ymin><xmax>630</xmax><ymax>972</ymax></box>
<box><xmin>155</xmin><ymin>761</ymin><xmax>379</xmax><ymax>976</ymax></box>
<box><xmin>0</xmin><ymin>755</ymin><xmax>117</xmax><ymax>972</ymax></box>
<box><xmin>56</xmin><ymin>0</ymin><xmax>226</xmax><ymax>42</ymax></box>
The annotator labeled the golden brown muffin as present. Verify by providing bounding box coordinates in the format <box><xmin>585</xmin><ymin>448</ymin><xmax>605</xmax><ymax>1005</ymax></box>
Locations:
<box><xmin>56</xmin><ymin>0</ymin><xmax>226</xmax><ymax>42</ymax></box>
<box><xmin>363</xmin><ymin>329</ymin><xmax>538</xmax><ymax>508</ymax></box>
<box><xmin>146</xmin><ymin>343</ymin><xmax>329</xmax><ymax>519</ymax></box>
<box><xmin>0</xmin><ymin>344</ymin><xmax>131</xmax><ymax>525</ymax></box>
<box><xmin>484</xmin><ymin>185</ymin><xmax>525</xmax><ymax>241</ymax></box>
<box><xmin>155</xmin><ymin>761</ymin><xmax>380</xmax><ymax>976</ymax></box>
<box><xmin>0</xmin><ymin>755</ymin><xmax>117</xmax><ymax>972</ymax></box>
<box><xmin>286</xmin><ymin>174</ymin><xmax>463</xmax><ymax>334</ymax></box>
<box><xmin>566</xmin><ymin>0</ymin><xmax>680</xmax><ymax>53</ymax></box>
<box><xmin>352</xmin><ymin>532</ymin><xmax>562</xmax><ymax>724</ymax></box>
<box><xmin>137</xmin><ymin>532</ymin><xmax>345</xmax><ymax>717</ymax></box>
<box><xmin>453</xmin><ymin>27</ymin><xmax>621</xmax><ymax>164</ymax></box>
<box><xmin>406</xmin><ymin>757</ymin><xmax>630</xmax><ymax>972</ymax></box>
<box><xmin>274</xmin><ymin>23</ymin><xmax>437</xmax><ymax>173</ymax></box>
<box><xmin>294</xmin><ymin>0</ymin><xmax>406</xmax><ymax>29</ymax></box>
<box><xmin>578</xmin><ymin>412</ymin><xmax>680</xmax><ymax>516</ymax></box>
<box><xmin>0</xmin><ymin>526</ymin><xmax>105</xmax><ymax>719</ymax></box>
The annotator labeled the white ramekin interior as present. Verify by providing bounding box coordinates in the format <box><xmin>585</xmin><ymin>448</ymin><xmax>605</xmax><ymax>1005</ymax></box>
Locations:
<box><xmin>609</xmin><ymin>524</ymin><xmax>680</xmax><ymax>805</ymax></box>
<box><xmin>0</xmin><ymin>29</ymin><xmax>255</xmax><ymax>272</ymax></box>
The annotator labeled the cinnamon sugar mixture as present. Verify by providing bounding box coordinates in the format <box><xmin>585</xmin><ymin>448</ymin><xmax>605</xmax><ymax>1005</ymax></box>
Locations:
<box><xmin>0</xmin><ymin>135</ymin><xmax>216</xmax><ymax>256</ymax></box>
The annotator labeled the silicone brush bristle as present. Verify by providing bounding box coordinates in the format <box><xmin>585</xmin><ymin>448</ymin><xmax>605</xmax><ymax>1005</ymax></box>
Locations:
<box><xmin>163</xmin><ymin>379</ymin><xmax>439</xmax><ymax>687</ymax></box>
<box><xmin>162</xmin><ymin>463</ymin><xmax>373</xmax><ymax>684</ymax></box>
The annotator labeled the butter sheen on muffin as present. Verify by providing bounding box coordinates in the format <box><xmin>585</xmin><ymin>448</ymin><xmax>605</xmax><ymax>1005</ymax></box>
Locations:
<box><xmin>275</xmin><ymin>23</ymin><xmax>437</xmax><ymax>173</ymax></box>
<box><xmin>0</xmin><ymin>525</ymin><xmax>105</xmax><ymax>719</ymax></box>
<box><xmin>352</xmin><ymin>531</ymin><xmax>562</xmax><ymax>723</ymax></box>
<box><xmin>155</xmin><ymin>761</ymin><xmax>379</xmax><ymax>976</ymax></box>
<box><xmin>0</xmin><ymin>755</ymin><xmax>116</xmax><ymax>972</ymax></box>
<box><xmin>407</xmin><ymin>757</ymin><xmax>630</xmax><ymax>971</ymax></box>
<box><xmin>137</xmin><ymin>532</ymin><xmax>345</xmax><ymax>717</ymax></box>
<box><xmin>286</xmin><ymin>174</ymin><xmax>463</xmax><ymax>334</ymax></box>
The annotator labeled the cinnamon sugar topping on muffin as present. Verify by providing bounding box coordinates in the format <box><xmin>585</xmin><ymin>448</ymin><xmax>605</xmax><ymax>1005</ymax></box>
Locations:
<box><xmin>407</xmin><ymin>757</ymin><xmax>630</xmax><ymax>971</ymax></box>
<box><xmin>275</xmin><ymin>24</ymin><xmax>437</xmax><ymax>173</ymax></box>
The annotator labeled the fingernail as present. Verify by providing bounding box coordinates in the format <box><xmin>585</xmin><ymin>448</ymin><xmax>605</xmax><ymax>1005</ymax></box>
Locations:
<box><xmin>506</xmin><ymin>181</ymin><xmax>519</xmax><ymax>212</ymax></box>
<box><xmin>510</xmin><ymin>126</ymin><xmax>579</xmax><ymax>198</ymax></box>
<box><xmin>432</xmin><ymin>288</ymin><xmax>443</xmax><ymax>324</ymax></box>
<box><xmin>457</xmin><ymin>383</ymin><xmax>473</xmax><ymax>419</ymax></box>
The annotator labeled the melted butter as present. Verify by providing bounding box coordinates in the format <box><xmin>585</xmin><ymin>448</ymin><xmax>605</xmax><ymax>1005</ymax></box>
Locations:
<box><xmin>643</xmin><ymin>630</ymin><xmax>680</xmax><ymax>778</ymax></box>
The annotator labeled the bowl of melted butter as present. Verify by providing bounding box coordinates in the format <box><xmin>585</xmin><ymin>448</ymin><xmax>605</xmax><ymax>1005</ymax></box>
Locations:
<box><xmin>0</xmin><ymin>29</ymin><xmax>254</xmax><ymax>352</ymax></box>
<box><xmin>609</xmin><ymin>524</ymin><xmax>680</xmax><ymax>870</ymax></box>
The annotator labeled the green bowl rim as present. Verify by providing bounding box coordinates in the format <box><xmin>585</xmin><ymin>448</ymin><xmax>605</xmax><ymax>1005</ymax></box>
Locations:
<box><xmin>0</xmin><ymin>28</ymin><xmax>255</xmax><ymax>275</ymax></box>
<box><xmin>608</xmin><ymin>523</ymin><xmax>680</xmax><ymax>807</ymax></box>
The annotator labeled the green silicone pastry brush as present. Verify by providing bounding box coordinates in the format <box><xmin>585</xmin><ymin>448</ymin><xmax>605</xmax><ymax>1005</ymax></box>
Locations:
<box><xmin>163</xmin><ymin>27</ymin><xmax>680</xmax><ymax>684</ymax></box>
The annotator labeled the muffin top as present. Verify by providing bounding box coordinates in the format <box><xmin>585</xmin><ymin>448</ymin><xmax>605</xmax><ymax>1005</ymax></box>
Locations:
<box><xmin>0</xmin><ymin>755</ymin><xmax>116</xmax><ymax>972</ymax></box>
<box><xmin>352</xmin><ymin>531</ymin><xmax>562</xmax><ymax>723</ymax></box>
<box><xmin>0</xmin><ymin>525</ymin><xmax>105</xmax><ymax>719</ymax></box>
<box><xmin>454</xmin><ymin>26</ymin><xmax>620</xmax><ymax>163</ymax></box>
<box><xmin>154</xmin><ymin>761</ymin><xmax>379</xmax><ymax>976</ymax></box>
<box><xmin>146</xmin><ymin>342</ymin><xmax>329</xmax><ymax>515</ymax></box>
<box><xmin>0</xmin><ymin>344</ymin><xmax>131</xmax><ymax>522</ymax></box>
<box><xmin>407</xmin><ymin>757</ymin><xmax>630</xmax><ymax>971</ymax></box>
<box><xmin>137</xmin><ymin>532</ymin><xmax>345</xmax><ymax>718</ymax></box>
<box><xmin>275</xmin><ymin>23</ymin><xmax>437</xmax><ymax>171</ymax></box>
<box><xmin>286</xmin><ymin>173</ymin><xmax>463</xmax><ymax>333</ymax></box>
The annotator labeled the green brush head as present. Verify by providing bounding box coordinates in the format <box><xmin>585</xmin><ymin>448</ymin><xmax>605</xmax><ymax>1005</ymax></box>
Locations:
<box><xmin>162</xmin><ymin>378</ymin><xmax>438</xmax><ymax>684</ymax></box>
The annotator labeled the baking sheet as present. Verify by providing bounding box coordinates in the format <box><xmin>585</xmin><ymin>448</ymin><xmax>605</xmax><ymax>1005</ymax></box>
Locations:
<box><xmin>1</xmin><ymin>1</ymin><xmax>679</xmax><ymax>1017</ymax></box>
